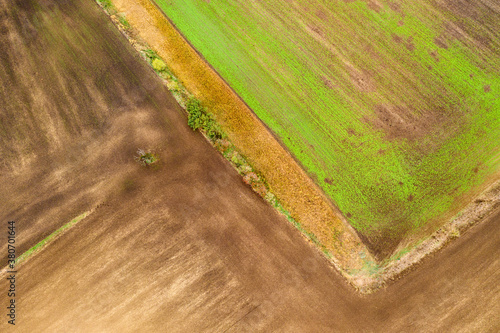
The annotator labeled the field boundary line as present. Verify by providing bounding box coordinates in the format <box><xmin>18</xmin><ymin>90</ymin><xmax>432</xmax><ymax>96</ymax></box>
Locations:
<box><xmin>96</xmin><ymin>0</ymin><xmax>500</xmax><ymax>293</ymax></box>
<box><xmin>0</xmin><ymin>210</ymin><xmax>92</xmax><ymax>277</ymax></box>
<box><xmin>105</xmin><ymin>0</ymin><xmax>377</xmax><ymax>288</ymax></box>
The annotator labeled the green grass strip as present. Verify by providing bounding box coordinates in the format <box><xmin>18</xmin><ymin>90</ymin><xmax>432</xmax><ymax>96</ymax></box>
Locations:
<box><xmin>15</xmin><ymin>211</ymin><xmax>90</xmax><ymax>265</ymax></box>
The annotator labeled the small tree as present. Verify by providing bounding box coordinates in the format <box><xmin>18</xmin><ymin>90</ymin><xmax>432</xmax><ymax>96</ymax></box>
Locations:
<box><xmin>134</xmin><ymin>148</ymin><xmax>158</xmax><ymax>167</ymax></box>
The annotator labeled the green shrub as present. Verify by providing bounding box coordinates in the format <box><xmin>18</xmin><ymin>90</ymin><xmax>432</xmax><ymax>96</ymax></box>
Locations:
<box><xmin>186</xmin><ymin>98</ymin><xmax>225</xmax><ymax>140</ymax></box>
<box><xmin>206</xmin><ymin>121</ymin><xmax>224</xmax><ymax>140</ymax></box>
<box><xmin>143</xmin><ymin>49</ymin><xmax>159</xmax><ymax>60</ymax></box>
<box><xmin>187</xmin><ymin>98</ymin><xmax>204</xmax><ymax>129</ymax></box>
<box><xmin>152</xmin><ymin>58</ymin><xmax>167</xmax><ymax>72</ymax></box>
<box><xmin>97</xmin><ymin>0</ymin><xmax>114</xmax><ymax>11</ymax></box>
<box><xmin>118</xmin><ymin>15</ymin><xmax>130</xmax><ymax>29</ymax></box>
<box><xmin>231</xmin><ymin>153</ymin><xmax>244</xmax><ymax>167</ymax></box>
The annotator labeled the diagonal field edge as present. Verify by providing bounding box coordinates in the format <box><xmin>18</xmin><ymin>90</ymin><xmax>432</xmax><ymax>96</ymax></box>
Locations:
<box><xmin>100</xmin><ymin>0</ymin><xmax>500</xmax><ymax>293</ymax></box>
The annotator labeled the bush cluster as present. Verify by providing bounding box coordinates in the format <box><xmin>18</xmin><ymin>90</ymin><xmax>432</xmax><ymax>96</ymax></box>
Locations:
<box><xmin>187</xmin><ymin>98</ymin><xmax>225</xmax><ymax>140</ymax></box>
<box><xmin>134</xmin><ymin>148</ymin><xmax>159</xmax><ymax>167</ymax></box>
<box><xmin>152</xmin><ymin>58</ymin><xmax>167</xmax><ymax>72</ymax></box>
<box><xmin>97</xmin><ymin>0</ymin><xmax>114</xmax><ymax>11</ymax></box>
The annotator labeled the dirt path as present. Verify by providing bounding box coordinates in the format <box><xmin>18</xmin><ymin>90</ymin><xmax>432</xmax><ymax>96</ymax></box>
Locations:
<box><xmin>0</xmin><ymin>0</ymin><xmax>499</xmax><ymax>332</ymax></box>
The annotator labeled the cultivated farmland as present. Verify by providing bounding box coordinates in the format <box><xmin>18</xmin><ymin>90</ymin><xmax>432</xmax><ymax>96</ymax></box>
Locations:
<box><xmin>153</xmin><ymin>0</ymin><xmax>500</xmax><ymax>258</ymax></box>
<box><xmin>0</xmin><ymin>0</ymin><xmax>182</xmax><ymax>258</ymax></box>
<box><xmin>0</xmin><ymin>0</ymin><xmax>500</xmax><ymax>331</ymax></box>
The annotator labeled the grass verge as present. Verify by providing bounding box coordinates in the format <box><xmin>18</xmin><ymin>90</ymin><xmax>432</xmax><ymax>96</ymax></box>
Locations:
<box><xmin>15</xmin><ymin>211</ymin><xmax>91</xmax><ymax>266</ymax></box>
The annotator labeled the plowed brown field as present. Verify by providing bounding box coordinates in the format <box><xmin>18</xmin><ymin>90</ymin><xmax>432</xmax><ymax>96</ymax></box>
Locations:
<box><xmin>0</xmin><ymin>0</ymin><xmax>499</xmax><ymax>332</ymax></box>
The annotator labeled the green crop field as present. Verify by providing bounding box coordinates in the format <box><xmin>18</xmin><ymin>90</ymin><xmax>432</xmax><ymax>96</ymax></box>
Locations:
<box><xmin>154</xmin><ymin>0</ymin><xmax>500</xmax><ymax>256</ymax></box>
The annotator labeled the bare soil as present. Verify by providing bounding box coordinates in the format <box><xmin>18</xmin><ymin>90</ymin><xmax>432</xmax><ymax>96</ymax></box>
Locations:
<box><xmin>2</xmin><ymin>167</ymin><xmax>500</xmax><ymax>331</ymax></box>
<box><xmin>0</xmin><ymin>0</ymin><xmax>179</xmax><ymax>261</ymax></box>
<box><xmin>0</xmin><ymin>1</ymin><xmax>499</xmax><ymax>331</ymax></box>
<box><xmin>366</xmin><ymin>104</ymin><xmax>450</xmax><ymax>142</ymax></box>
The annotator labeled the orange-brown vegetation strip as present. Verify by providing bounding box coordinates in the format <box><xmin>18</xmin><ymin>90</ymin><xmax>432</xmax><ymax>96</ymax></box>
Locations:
<box><xmin>112</xmin><ymin>0</ymin><xmax>374</xmax><ymax>273</ymax></box>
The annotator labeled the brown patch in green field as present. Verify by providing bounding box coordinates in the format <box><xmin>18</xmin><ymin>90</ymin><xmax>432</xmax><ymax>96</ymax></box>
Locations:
<box><xmin>367</xmin><ymin>0</ymin><xmax>382</xmax><ymax>13</ymax></box>
<box><xmin>346</xmin><ymin>64</ymin><xmax>376</xmax><ymax>92</ymax></box>
<box><xmin>392</xmin><ymin>34</ymin><xmax>416</xmax><ymax>52</ymax></box>
<box><xmin>364</xmin><ymin>104</ymin><xmax>451</xmax><ymax>142</ymax></box>
<box><xmin>357</xmin><ymin>224</ymin><xmax>410</xmax><ymax>261</ymax></box>
<box><xmin>431</xmin><ymin>0</ymin><xmax>500</xmax><ymax>69</ymax></box>
<box><xmin>321</xmin><ymin>75</ymin><xmax>336</xmax><ymax>89</ymax></box>
<box><xmin>433</xmin><ymin>35</ymin><xmax>449</xmax><ymax>49</ymax></box>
